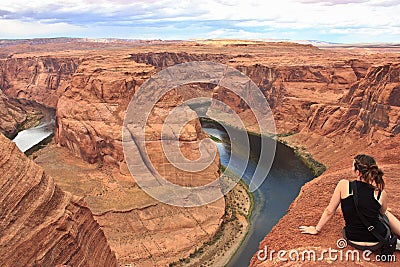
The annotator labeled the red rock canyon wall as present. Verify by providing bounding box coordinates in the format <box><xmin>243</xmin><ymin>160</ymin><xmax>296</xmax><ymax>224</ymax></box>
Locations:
<box><xmin>0</xmin><ymin>134</ymin><xmax>117</xmax><ymax>267</ymax></box>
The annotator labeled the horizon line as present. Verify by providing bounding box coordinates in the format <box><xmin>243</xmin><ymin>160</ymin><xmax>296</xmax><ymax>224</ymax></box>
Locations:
<box><xmin>1</xmin><ymin>37</ymin><xmax>400</xmax><ymax>46</ymax></box>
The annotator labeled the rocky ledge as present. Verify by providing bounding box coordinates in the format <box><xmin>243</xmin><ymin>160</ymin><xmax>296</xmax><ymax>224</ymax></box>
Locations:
<box><xmin>248</xmin><ymin>62</ymin><xmax>400</xmax><ymax>266</ymax></box>
<box><xmin>0</xmin><ymin>134</ymin><xmax>117</xmax><ymax>266</ymax></box>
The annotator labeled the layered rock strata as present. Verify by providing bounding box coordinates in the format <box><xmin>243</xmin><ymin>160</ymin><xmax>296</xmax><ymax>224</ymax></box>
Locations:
<box><xmin>128</xmin><ymin>51</ymin><xmax>370</xmax><ymax>134</ymax></box>
<box><xmin>0</xmin><ymin>47</ymin><xmax>226</xmax><ymax>266</ymax></box>
<box><xmin>0</xmin><ymin>134</ymin><xmax>117</xmax><ymax>267</ymax></box>
<box><xmin>0</xmin><ymin>56</ymin><xmax>78</xmax><ymax>107</ymax></box>
<box><xmin>53</xmin><ymin>54</ymin><xmax>225</xmax><ymax>265</ymax></box>
<box><xmin>0</xmin><ymin>90</ymin><xmax>26</xmax><ymax>137</ymax></box>
<box><xmin>248</xmin><ymin>64</ymin><xmax>400</xmax><ymax>266</ymax></box>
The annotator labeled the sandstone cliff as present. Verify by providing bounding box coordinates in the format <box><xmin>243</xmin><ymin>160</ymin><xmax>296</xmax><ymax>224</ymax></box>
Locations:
<box><xmin>248</xmin><ymin>63</ymin><xmax>400</xmax><ymax>266</ymax></box>
<box><xmin>304</xmin><ymin>63</ymin><xmax>400</xmax><ymax>141</ymax></box>
<box><xmin>0</xmin><ymin>46</ymin><xmax>226</xmax><ymax>266</ymax></box>
<box><xmin>0</xmin><ymin>90</ymin><xmax>26</xmax><ymax>138</ymax></box>
<box><xmin>55</xmin><ymin>54</ymin><xmax>147</xmax><ymax>164</ymax></box>
<box><xmin>127</xmin><ymin>50</ymin><xmax>370</xmax><ymax>134</ymax></box>
<box><xmin>0</xmin><ymin>56</ymin><xmax>78</xmax><ymax>107</ymax></box>
<box><xmin>129</xmin><ymin>52</ymin><xmax>229</xmax><ymax>68</ymax></box>
<box><xmin>53</xmin><ymin>53</ymin><xmax>225</xmax><ymax>265</ymax></box>
<box><xmin>0</xmin><ymin>134</ymin><xmax>117</xmax><ymax>266</ymax></box>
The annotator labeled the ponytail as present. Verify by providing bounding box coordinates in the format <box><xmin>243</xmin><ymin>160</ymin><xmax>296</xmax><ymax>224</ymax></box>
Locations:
<box><xmin>354</xmin><ymin>154</ymin><xmax>385</xmax><ymax>191</ymax></box>
<box><xmin>365</xmin><ymin>165</ymin><xmax>385</xmax><ymax>191</ymax></box>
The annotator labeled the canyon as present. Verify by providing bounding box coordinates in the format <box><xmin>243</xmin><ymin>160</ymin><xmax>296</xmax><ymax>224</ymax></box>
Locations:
<box><xmin>0</xmin><ymin>39</ymin><xmax>399</xmax><ymax>266</ymax></box>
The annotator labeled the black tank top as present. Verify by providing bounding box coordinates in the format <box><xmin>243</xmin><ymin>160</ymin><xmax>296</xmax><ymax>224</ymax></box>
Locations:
<box><xmin>341</xmin><ymin>180</ymin><xmax>386</xmax><ymax>242</ymax></box>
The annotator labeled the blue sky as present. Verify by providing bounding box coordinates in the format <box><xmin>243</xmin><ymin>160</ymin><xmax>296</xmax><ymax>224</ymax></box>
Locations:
<box><xmin>0</xmin><ymin>0</ymin><xmax>399</xmax><ymax>43</ymax></box>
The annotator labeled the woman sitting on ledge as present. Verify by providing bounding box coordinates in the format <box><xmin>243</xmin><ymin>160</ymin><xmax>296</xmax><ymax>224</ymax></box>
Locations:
<box><xmin>300</xmin><ymin>154</ymin><xmax>400</xmax><ymax>250</ymax></box>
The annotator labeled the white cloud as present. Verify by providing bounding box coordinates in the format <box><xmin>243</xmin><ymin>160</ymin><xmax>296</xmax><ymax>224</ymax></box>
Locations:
<box><xmin>330</xmin><ymin>26</ymin><xmax>400</xmax><ymax>36</ymax></box>
<box><xmin>207</xmin><ymin>28</ymin><xmax>266</xmax><ymax>39</ymax></box>
<box><xmin>368</xmin><ymin>0</ymin><xmax>400</xmax><ymax>7</ymax></box>
<box><xmin>0</xmin><ymin>0</ymin><xmax>399</xmax><ymax>43</ymax></box>
<box><xmin>235</xmin><ymin>20</ymin><xmax>312</xmax><ymax>30</ymax></box>
<box><xmin>0</xmin><ymin>19</ymin><xmax>84</xmax><ymax>38</ymax></box>
<box><xmin>298</xmin><ymin>0</ymin><xmax>368</xmax><ymax>5</ymax></box>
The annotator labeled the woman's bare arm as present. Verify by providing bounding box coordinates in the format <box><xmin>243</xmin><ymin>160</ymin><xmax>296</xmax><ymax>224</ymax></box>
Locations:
<box><xmin>379</xmin><ymin>190</ymin><xmax>387</xmax><ymax>214</ymax></box>
<box><xmin>299</xmin><ymin>179</ymin><xmax>346</xmax><ymax>235</ymax></box>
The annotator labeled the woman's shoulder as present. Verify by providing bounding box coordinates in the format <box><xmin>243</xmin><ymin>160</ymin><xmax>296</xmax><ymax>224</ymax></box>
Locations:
<box><xmin>336</xmin><ymin>179</ymin><xmax>350</xmax><ymax>192</ymax></box>
<box><xmin>336</xmin><ymin>179</ymin><xmax>350</xmax><ymax>197</ymax></box>
<box><xmin>379</xmin><ymin>189</ymin><xmax>388</xmax><ymax>199</ymax></box>
<box><xmin>337</xmin><ymin>179</ymin><xmax>350</xmax><ymax>188</ymax></box>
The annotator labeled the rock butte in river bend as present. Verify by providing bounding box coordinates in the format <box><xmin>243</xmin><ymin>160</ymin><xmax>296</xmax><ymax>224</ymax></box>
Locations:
<box><xmin>0</xmin><ymin>39</ymin><xmax>399</xmax><ymax>266</ymax></box>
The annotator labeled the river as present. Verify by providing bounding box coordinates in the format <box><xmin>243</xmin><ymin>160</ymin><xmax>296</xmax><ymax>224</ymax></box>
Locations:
<box><xmin>201</xmin><ymin>121</ymin><xmax>315</xmax><ymax>267</ymax></box>
<box><xmin>12</xmin><ymin>108</ymin><xmax>55</xmax><ymax>153</ymax></box>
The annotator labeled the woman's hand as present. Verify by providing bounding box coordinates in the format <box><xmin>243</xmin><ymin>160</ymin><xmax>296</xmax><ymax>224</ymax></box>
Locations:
<box><xmin>299</xmin><ymin>225</ymin><xmax>319</xmax><ymax>235</ymax></box>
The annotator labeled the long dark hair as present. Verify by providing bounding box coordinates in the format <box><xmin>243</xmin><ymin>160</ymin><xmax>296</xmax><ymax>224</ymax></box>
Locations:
<box><xmin>354</xmin><ymin>154</ymin><xmax>384</xmax><ymax>191</ymax></box>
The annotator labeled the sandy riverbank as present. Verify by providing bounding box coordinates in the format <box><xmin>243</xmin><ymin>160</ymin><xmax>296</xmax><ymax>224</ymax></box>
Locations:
<box><xmin>169</xmin><ymin>174</ymin><xmax>254</xmax><ymax>267</ymax></box>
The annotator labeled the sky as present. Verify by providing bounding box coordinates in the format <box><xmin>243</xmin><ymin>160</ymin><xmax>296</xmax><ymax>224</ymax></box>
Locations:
<box><xmin>0</xmin><ymin>0</ymin><xmax>399</xmax><ymax>43</ymax></box>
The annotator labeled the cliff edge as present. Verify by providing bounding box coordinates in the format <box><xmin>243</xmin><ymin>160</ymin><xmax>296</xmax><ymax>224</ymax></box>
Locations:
<box><xmin>0</xmin><ymin>134</ymin><xmax>117</xmax><ymax>266</ymax></box>
<box><xmin>249</xmin><ymin>63</ymin><xmax>400</xmax><ymax>266</ymax></box>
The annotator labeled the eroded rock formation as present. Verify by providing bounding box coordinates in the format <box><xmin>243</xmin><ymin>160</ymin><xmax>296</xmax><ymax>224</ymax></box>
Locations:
<box><xmin>55</xmin><ymin>55</ymin><xmax>149</xmax><ymax>165</ymax></box>
<box><xmin>0</xmin><ymin>134</ymin><xmax>117</xmax><ymax>266</ymax></box>
<box><xmin>0</xmin><ymin>56</ymin><xmax>78</xmax><ymax>107</ymax></box>
<box><xmin>129</xmin><ymin>52</ymin><xmax>229</xmax><ymax>68</ymax></box>
<box><xmin>0</xmin><ymin>90</ymin><xmax>26</xmax><ymax>138</ymax></box>
<box><xmin>248</xmin><ymin>64</ymin><xmax>400</xmax><ymax>266</ymax></box>
<box><xmin>128</xmin><ymin>50</ymin><xmax>371</xmax><ymax>134</ymax></box>
<box><xmin>53</xmin><ymin>54</ymin><xmax>225</xmax><ymax>265</ymax></box>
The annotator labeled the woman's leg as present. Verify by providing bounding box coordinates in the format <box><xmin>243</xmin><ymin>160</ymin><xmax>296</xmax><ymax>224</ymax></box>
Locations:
<box><xmin>386</xmin><ymin>210</ymin><xmax>400</xmax><ymax>237</ymax></box>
